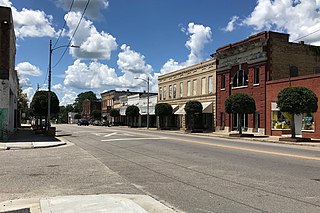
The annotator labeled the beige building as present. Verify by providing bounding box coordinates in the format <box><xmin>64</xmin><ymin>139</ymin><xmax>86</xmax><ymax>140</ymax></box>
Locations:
<box><xmin>158</xmin><ymin>59</ymin><xmax>216</xmax><ymax>131</ymax></box>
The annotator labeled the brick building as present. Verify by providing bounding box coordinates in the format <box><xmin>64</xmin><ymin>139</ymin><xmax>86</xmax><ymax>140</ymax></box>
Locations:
<box><xmin>0</xmin><ymin>6</ymin><xmax>18</xmax><ymax>140</ymax></box>
<box><xmin>81</xmin><ymin>99</ymin><xmax>101</xmax><ymax>120</ymax></box>
<box><xmin>213</xmin><ymin>31</ymin><xmax>320</xmax><ymax>135</ymax></box>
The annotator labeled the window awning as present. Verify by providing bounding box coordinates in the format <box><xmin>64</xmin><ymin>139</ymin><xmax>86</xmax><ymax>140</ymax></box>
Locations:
<box><xmin>174</xmin><ymin>104</ymin><xmax>186</xmax><ymax>115</ymax></box>
<box><xmin>202</xmin><ymin>102</ymin><xmax>213</xmax><ymax>113</ymax></box>
<box><xmin>171</xmin><ymin>105</ymin><xmax>179</xmax><ymax>113</ymax></box>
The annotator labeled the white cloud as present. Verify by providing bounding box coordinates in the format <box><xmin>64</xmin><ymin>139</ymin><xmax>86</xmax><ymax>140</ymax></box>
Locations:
<box><xmin>16</xmin><ymin>62</ymin><xmax>42</xmax><ymax>76</ymax></box>
<box><xmin>160</xmin><ymin>23</ymin><xmax>212</xmax><ymax>74</ymax></box>
<box><xmin>22</xmin><ymin>87</ymin><xmax>35</xmax><ymax>104</ymax></box>
<box><xmin>64</xmin><ymin>59</ymin><xmax>119</xmax><ymax>89</ymax></box>
<box><xmin>117</xmin><ymin>44</ymin><xmax>153</xmax><ymax>74</ymax></box>
<box><xmin>223</xmin><ymin>16</ymin><xmax>239</xmax><ymax>32</ymax></box>
<box><xmin>52</xmin><ymin>83</ymin><xmax>77</xmax><ymax>106</ymax></box>
<box><xmin>56</xmin><ymin>0</ymin><xmax>109</xmax><ymax>19</ymax></box>
<box><xmin>66</xmin><ymin>12</ymin><xmax>117</xmax><ymax>59</ymax></box>
<box><xmin>243</xmin><ymin>0</ymin><xmax>320</xmax><ymax>44</ymax></box>
<box><xmin>19</xmin><ymin>76</ymin><xmax>32</xmax><ymax>88</ymax></box>
<box><xmin>0</xmin><ymin>0</ymin><xmax>57</xmax><ymax>38</ymax></box>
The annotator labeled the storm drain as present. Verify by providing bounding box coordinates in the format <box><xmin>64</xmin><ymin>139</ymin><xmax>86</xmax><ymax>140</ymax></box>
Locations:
<box><xmin>1</xmin><ymin>208</ymin><xmax>30</xmax><ymax>213</ymax></box>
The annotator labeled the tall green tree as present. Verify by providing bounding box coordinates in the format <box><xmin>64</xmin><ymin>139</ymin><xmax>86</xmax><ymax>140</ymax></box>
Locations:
<box><xmin>155</xmin><ymin>103</ymin><xmax>173</xmax><ymax>129</ymax></box>
<box><xmin>109</xmin><ymin>108</ymin><xmax>120</xmax><ymax>125</ymax></box>
<box><xmin>30</xmin><ymin>91</ymin><xmax>60</xmax><ymax>125</ymax></box>
<box><xmin>59</xmin><ymin>104</ymin><xmax>74</xmax><ymax>123</ymax></box>
<box><xmin>73</xmin><ymin>91</ymin><xmax>97</xmax><ymax>113</ymax></box>
<box><xmin>92</xmin><ymin>110</ymin><xmax>102</xmax><ymax>120</ymax></box>
<box><xmin>185</xmin><ymin>100</ymin><xmax>203</xmax><ymax>131</ymax></box>
<box><xmin>18</xmin><ymin>87</ymin><xmax>29</xmax><ymax>124</ymax></box>
<box><xmin>125</xmin><ymin>105</ymin><xmax>140</xmax><ymax>127</ymax></box>
<box><xmin>277</xmin><ymin>87</ymin><xmax>318</xmax><ymax>138</ymax></box>
<box><xmin>225</xmin><ymin>93</ymin><xmax>256</xmax><ymax>134</ymax></box>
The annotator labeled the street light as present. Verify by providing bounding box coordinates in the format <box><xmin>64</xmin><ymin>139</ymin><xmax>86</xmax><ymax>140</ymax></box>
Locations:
<box><xmin>47</xmin><ymin>39</ymin><xmax>80</xmax><ymax>130</ymax></box>
<box><xmin>134</xmin><ymin>77</ymin><xmax>150</xmax><ymax>129</ymax></box>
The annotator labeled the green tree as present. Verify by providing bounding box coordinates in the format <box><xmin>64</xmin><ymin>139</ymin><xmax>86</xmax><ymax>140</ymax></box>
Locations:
<box><xmin>225</xmin><ymin>93</ymin><xmax>256</xmax><ymax>134</ymax></box>
<box><xmin>73</xmin><ymin>91</ymin><xmax>97</xmax><ymax>113</ymax></box>
<box><xmin>92</xmin><ymin>110</ymin><xmax>102</xmax><ymax>120</ymax></box>
<box><xmin>185</xmin><ymin>100</ymin><xmax>203</xmax><ymax>131</ymax></box>
<box><xmin>109</xmin><ymin>108</ymin><xmax>120</xmax><ymax>125</ymax></box>
<box><xmin>59</xmin><ymin>104</ymin><xmax>74</xmax><ymax>123</ymax></box>
<box><xmin>125</xmin><ymin>105</ymin><xmax>140</xmax><ymax>127</ymax></box>
<box><xmin>155</xmin><ymin>103</ymin><xmax>173</xmax><ymax>129</ymax></box>
<box><xmin>17</xmin><ymin>87</ymin><xmax>29</xmax><ymax>124</ymax></box>
<box><xmin>30</xmin><ymin>91</ymin><xmax>60</xmax><ymax>126</ymax></box>
<box><xmin>277</xmin><ymin>87</ymin><xmax>318</xmax><ymax>138</ymax></box>
<box><xmin>74</xmin><ymin>113</ymin><xmax>81</xmax><ymax>119</ymax></box>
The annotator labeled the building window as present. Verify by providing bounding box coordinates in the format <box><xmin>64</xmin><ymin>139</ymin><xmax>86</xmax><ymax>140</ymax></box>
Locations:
<box><xmin>169</xmin><ymin>85</ymin><xmax>172</xmax><ymax>99</ymax></box>
<box><xmin>159</xmin><ymin>87</ymin><xmax>162</xmax><ymax>100</ymax></box>
<box><xmin>254</xmin><ymin>112</ymin><xmax>260</xmax><ymax>130</ymax></box>
<box><xmin>220</xmin><ymin>112</ymin><xmax>225</xmax><ymax>130</ymax></box>
<box><xmin>187</xmin><ymin>81</ymin><xmax>191</xmax><ymax>96</ymax></box>
<box><xmin>272</xmin><ymin>111</ymin><xmax>291</xmax><ymax>129</ymax></box>
<box><xmin>208</xmin><ymin>76</ymin><xmax>213</xmax><ymax>94</ymax></box>
<box><xmin>163</xmin><ymin>86</ymin><xmax>167</xmax><ymax>100</ymax></box>
<box><xmin>302</xmin><ymin>113</ymin><xmax>314</xmax><ymax>131</ymax></box>
<box><xmin>193</xmin><ymin>79</ymin><xmax>197</xmax><ymax>96</ymax></box>
<box><xmin>180</xmin><ymin>82</ymin><xmax>183</xmax><ymax>98</ymax></box>
<box><xmin>173</xmin><ymin>84</ymin><xmax>177</xmax><ymax>98</ymax></box>
<box><xmin>232</xmin><ymin>113</ymin><xmax>248</xmax><ymax>131</ymax></box>
<box><xmin>221</xmin><ymin>74</ymin><xmax>225</xmax><ymax>89</ymax></box>
<box><xmin>254</xmin><ymin>67</ymin><xmax>260</xmax><ymax>85</ymax></box>
<box><xmin>201</xmin><ymin>78</ymin><xmax>206</xmax><ymax>95</ymax></box>
<box><xmin>289</xmin><ymin>66</ymin><xmax>298</xmax><ymax>77</ymax></box>
<box><xmin>232</xmin><ymin>69</ymin><xmax>248</xmax><ymax>88</ymax></box>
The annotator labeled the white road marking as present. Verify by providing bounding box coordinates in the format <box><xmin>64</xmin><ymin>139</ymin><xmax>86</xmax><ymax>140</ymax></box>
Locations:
<box><xmin>101</xmin><ymin>137</ymin><xmax>167</xmax><ymax>142</ymax></box>
<box><xmin>103</xmin><ymin>132</ymin><xmax>118</xmax><ymax>137</ymax></box>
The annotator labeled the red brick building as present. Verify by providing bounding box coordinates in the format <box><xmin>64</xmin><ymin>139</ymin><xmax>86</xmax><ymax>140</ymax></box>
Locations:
<box><xmin>213</xmin><ymin>31</ymin><xmax>320</xmax><ymax>136</ymax></box>
<box><xmin>81</xmin><ymin>99</ymin><xmax>101</xmax><ymax>120</ymax></box>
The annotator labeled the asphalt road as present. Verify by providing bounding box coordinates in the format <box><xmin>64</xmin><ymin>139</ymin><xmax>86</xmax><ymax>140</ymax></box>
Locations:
<box><xmin>57</xmin><ymin>124</ymin><xmax>320</xmax><ymax>213</ymax></box>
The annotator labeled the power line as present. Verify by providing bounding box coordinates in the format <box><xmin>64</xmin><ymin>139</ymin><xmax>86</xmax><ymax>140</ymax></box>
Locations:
<box><xmin>53</xmin><ymin>0</ymin><xmax>75</xmax><ymax>48</ymax></box>
<box><xmin>293</xmin><ymin>28</ymin><xmax>320</xmax><ymax>42</ymax></box>
<box><xmin>52</xmin><ymin>0</ymin><xmax>91</xmax><ymax>69</ymax></box>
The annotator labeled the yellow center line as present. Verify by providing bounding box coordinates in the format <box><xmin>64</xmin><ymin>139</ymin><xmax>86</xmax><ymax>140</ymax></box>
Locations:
<box><xmin>118</xmin><ymin>129</ymin><xmax>320</xmax><ymax>161</ymax></box>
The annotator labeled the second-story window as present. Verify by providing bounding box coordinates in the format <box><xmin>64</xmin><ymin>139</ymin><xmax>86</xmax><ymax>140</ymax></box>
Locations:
<box><xmin>169</xmin><ymin>85</ymin><xmax>172</xmax><ymax>99</ymax></box>
<box><xmin>254</xmin><ymin>67</ymin><xmax>259</xmax><ymax>85</ymax></box>
<box><xmin>159</xmin><ymin>87</ymin><xmax>162</xmax><ymax>100</ymax></box>
<box><xmin>163</xmin><ymin>86</ymin><xmax>167</xmax><ymax>100</ymax></box>
<box><xmin>187</xmin><ymin>81</ymin><xmax>191</xmax><ymax>96</ymax></box>
<box><xmin>180</xmin><ymin>82</ymin><xmax>183</xmax><ymax>98</ymax></box>
<box><xmin>208</xmin><ymin>76</ymin><xmax>213</xmax><ymax>94</ymax></box>
<box><xmin>201</xmin><ymin>77</ymin><xmax>206</xmax><ymax>95</ymax></box>
<box><xmin>173</xmin><ymin>84</ymin><xmax>177</xmax><ymax>98</ymax></box>
<box><xmin>221</xmin><ymin>74</ymin><xmax>225</xmax><ymax>89</ymax></box>
<box><xmin>233</xmin><ymin>69</ymin><xmax>248</xmax><ymax>88</ymax></box>
<box><xmin>193</xmin><ymin>79</ymin><xmax>197</xmax><ymax>96</ymax></box>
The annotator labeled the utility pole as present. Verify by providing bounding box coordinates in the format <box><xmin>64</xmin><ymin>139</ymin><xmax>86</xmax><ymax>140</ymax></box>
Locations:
<box><xmin>47</xmin><ymin>40</ymin><xmax>52</xmax><ymax>131</ymax></box>
<box><xmin>147</xmin><ymin>77</ymin><xmax>149</xmax><ymax>129</ymax></box>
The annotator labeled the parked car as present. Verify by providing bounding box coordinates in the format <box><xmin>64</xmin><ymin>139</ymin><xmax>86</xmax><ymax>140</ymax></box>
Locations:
<box><xmin>77</xmin><ymin>119</ymin><xmax>89</xmax><ymax>126</ymax></box>
<box><xmin>93</xmin><ymin>120</ymin><xmax>102</xmax><ymax>126</ymax></box>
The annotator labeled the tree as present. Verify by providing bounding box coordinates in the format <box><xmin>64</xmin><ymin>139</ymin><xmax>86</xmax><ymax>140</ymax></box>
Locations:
<box><xmin>185</xmin><ymin>100</ymin><xmax>203</xmax><ymax>131</ymax></box>
<box><xmin>73</xmin><ymin>91</ymin><xmax>97</xmax><ymax>113</ymax></box>
<box><xmin>277</xmin><ymin>87</ymin><xmax>318</xmax><ymax>138</ymax></box>
<box><xmin>225</xmin><ymin>93</ymin><xmax>256</xmax><ymax>134</ymax></box>
<box><xmin>17</xmin><ymin>87</ymin><xmax>29</xmax><ymax>124</ymax></box>
<box><xmin>92</xmin><ymin>110</ymin><xmax>102</xmax><ymax>120</ymax></box>
<box><xmin>59</xmin><ymin>104</ymin><xmax>74</xmax><ymax>123</ymax></box>
<box><xmin>30</xmin><ymin>91</ymin><xmax>60</xmax><ymax>126</ymax></box>
<box><xmin>155</xmin><ymin>103</ymin><xmax>173</xmax><ymax>129</ymax></box>
<box><xmin>109</xmin><ymin>108</ymin><xmax>120</xmax><ymax>125</ymax></box>
<box><xmin>125</xmin><ymin>105</ymin><xmax>140</xmax><ymax>127</ymax></box>
<box><xmin>74</xmin><ymin>114</ymin><xmax>81</xmax><ymax>119</ymax></box>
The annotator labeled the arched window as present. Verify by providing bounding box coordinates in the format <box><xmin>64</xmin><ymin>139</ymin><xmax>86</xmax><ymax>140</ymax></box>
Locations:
<box><xmin>232</xmin><ymin>69</ymin><xmax>248</xmax><ymax>87</ymax></box>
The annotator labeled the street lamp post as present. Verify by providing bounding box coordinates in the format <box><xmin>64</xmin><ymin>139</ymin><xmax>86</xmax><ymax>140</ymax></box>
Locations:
<box><xmin>134</xmin><ymin>77</ymin><xmax>150</xmax><ymax>129</ymax></box>
<box><xmin>47</xmin><ymin>39</ymin><xmax>79</xmax><ymax>130</ymax></box>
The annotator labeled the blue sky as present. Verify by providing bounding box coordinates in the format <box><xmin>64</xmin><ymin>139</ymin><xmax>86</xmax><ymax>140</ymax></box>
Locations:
<box><xmin>1</xmin><ymin>0</ymin><xmax>320</xmax><ymax>105</ymax></box>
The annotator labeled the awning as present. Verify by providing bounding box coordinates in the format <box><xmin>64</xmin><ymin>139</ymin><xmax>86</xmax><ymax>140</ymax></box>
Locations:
<box><xmin>202</xmin><ymin>102</ymin><xmax>213</xmax><ymax>113</ymax></box>
<box><xmin>174</xmin><ymin>104</ymin><xmax>186</xmax><ymax>115</ymax></box>
<box><xmin>171</xmin><ymin>105</ymin><xmax>179</xmax><ymax>113</ymax></box>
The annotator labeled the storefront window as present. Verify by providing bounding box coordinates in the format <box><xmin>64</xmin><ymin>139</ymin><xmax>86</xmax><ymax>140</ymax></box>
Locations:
<box><xmin>302</xmin><ymin>113</ymin><xmax>314</xmax><ymax>131</ymax></box>
<box><xmin>272</xmin><ymin>111</ymin><xmax>291</xmax><ymax>129</ymax></box>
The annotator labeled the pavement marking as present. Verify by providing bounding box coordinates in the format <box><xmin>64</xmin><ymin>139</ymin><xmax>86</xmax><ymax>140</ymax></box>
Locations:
<box><xmin>103</xmin><ymin>132</ymin><xmax>118</xmax><ymax>137</ymax></box>
<box><xmin>101</xmin><ymin>137</ymin><xmax>168</xmax><ymax>142</ymax></box>
<box><xmin>115</xmin><ymin>130</ymin><xmax>320</xmax><ymax>161</ymax></box>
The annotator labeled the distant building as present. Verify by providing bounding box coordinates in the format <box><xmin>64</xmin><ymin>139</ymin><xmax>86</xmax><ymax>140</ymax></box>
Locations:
<box><xmin>81</xmin><ymin>99</ymin><xmax>101</xmax><ymax>120</ymax></box>
<box><xmin>157</xmin><ymin>59</ymin><xmax>216</xmax><ymax>131</ymax></box>
<box><xmin>68</xmin><ymin>112</ymin><xmax>79</xmax><ymax>124</ymax></box>
<box><xmin>0</xmin><ymin>6</ymin><xmax>18</xmax><ymax>140</ymax></box>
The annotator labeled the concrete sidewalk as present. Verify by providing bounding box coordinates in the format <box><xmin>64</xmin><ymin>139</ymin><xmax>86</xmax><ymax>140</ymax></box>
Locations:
<box><xmin>0</xmin><ymin>126</ymin><xmax>66</xmax><ymax>150</ymax></box>
<box><xmin>0</xmin><ymin>194</ymin><xmax>177</xmax><ymax>213</ymax></box>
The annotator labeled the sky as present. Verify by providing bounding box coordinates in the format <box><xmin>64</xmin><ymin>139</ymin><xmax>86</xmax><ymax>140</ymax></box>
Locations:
<box><xmin>1</xmin><ymin>0</ymin><xmax>320</xmax><ymax>106</ymax></box>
